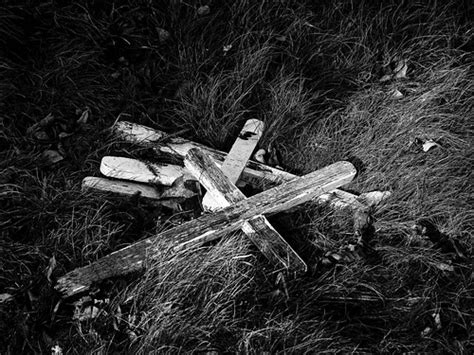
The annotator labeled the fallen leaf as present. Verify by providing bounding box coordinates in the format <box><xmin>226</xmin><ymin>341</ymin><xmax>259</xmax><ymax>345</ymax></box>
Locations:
<box><xmin>434</xmin><ymin>262</ymin><xmax>454</xmax><ymax>272</ymax></box>
<box><xmin>58</xmin><ymin>132</ymin><xmax>74</xmax><ymax>139</ymax></box>
<box><xmin>379</xmin><ymin>74</ymin><xmax>393</xmax><ymax>82</ymax></box>
<box><xmin>433</xmin><ymin>311</ymin><xmax>442</xmax><ymax>330</ymax></box>
<box><xmin>197</xmin><ymin>5</ymin><xmax>210</xmax><ymax>16</ymax></box>
<box><xmin>394</xmin><ymin>59</ymin><xmax>408</xmax><ymax>79</ymax></box>
<box><xmin>254</xmin><ymin>148</ymin><xmax>266</xmax><ymax>164</ymax></box>
<box><xmin>391</xmin><ymin>89</ymin><xmax>404</xmax><ymax>99</ymax></box>
<box><xmin>34</xmin><ymin>130</ymin><xmax>50</xmax><ymax>141</ymax></box>
<box><xmin>27</xmin><ymin>113</ymin><xmax>55</xmax><ymax>136</ymax></box>
<box><xmin>42</xmin><ymin>150</ymin><xmax>64</xmax><ymax>165</ymax></box>
<box><xmin>422</xmin><ymin>139</ymin><xmax>440</xmax><ymax>152</ymax></box>
<box><xmin>77</xmin><ymin>107</ymin><xmax>90</xmax><ymax>124</ymax></box>
<box><xmin>45</xmin><ymin>256</ymin><xmax>56</xmax><ymax>283</ymax></box>
<box><xmin>0</xmin><ymin>293</ymin><xmax>14</xmax><ymax>303</ymax></box>
<box><xmin>421</xmin><ymin>326</ymin><xmax>432</xmax><ymax>337</ymax></box>
<box><xmin>157</xmin><ymin>28</ymin><xmax>170</xmax><ymax>43</ymax></box>
<box><xmin>51</xmin><ymin>345</ymin><xmax>63</xmax><ymax>355</ymax></box>
<box><xmin>357</xmin><ymin>190</ymin><xmax>392</xmax><ymax>207</ymax></box>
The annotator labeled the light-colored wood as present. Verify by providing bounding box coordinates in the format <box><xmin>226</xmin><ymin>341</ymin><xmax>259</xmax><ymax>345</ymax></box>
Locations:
<box><xmin>184</xmin><ymin>148</ymin><xmax>307</xmax><ymax>273</ymax></box>
<box><xmin>202</xmin><ymin>119</ymin><xmax>263</xmax><ymax>211</ymax></box>
<box><xmin>241</xmin><ymin>215</ymin><xmax>306</xmax><ymax>273</ymax></box>
<box><xmin>82</xmin><ymin>176</ymin><xmax>162</xmax><ymax>200</ymax></box>
<box><xmin>114</xmin><ymin>121</ymin><xmax>359</xmax><ymax>210</ymax></box>
<box><xmin>100</xmin><ymin>156</ymin><xmax>185</xmax><ymax>186</ymax></box>
<box><xmin>81</xmin><ymin>176</ymin><xmax>196</xmax><ymax>211</ymax></box>
<box><xmin>56</xmin><ymin>159</ymin><xmax>356</xmax><ymax>297</ymax></box>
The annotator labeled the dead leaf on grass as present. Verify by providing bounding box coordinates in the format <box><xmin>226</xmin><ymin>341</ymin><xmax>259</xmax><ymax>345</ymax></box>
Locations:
<box><xmin>379</xmin><ymin>74</ymin><xmax>393</xmax><ymax>82</ymax></box>
<box><xmin>27</xmin><ymin>113</ymin><xmax>55</xmax><ymax>136</ymax></box>
<box><xmin>254</xmin><ymin>148</ymin><xmax>266</xmax><ymax>164</ymax></box>
<box><xmin>391</xmin><ymin>89</ymin><xmax>404</xmax><ymax>99</ymax></box>
<box><xmin>51</xmin><ymin>345</ymin><xmax>63</xmax><ymax>355</ymax></box>
<box><xmin>42</xmin><ymin>150</ymin><xmax>64</xmax><ymax>165</ymax></box>
<box><xmin>77</xmin><ymin>107</ymin><xmax>90</xmax><ymax>124</ymax></box>
<box><xmin>157</xmin><ymin>28</ymin><xmax>170</xmax><ymax>43</ymax></box>
<box><xmin>0</xmin><ymin>293</ymin><xmax>14</xmax><ymax>303</ymax></box>
<box><xmin>394</xmin><ymin>59</ymin><xmax>408</xmax><ymax>79</ymax></box>
<box><xmin>197</xmin><ymin>5</ymin><xmax>210</xmax><ymax>16</ymax></box>
<box><xmin>45</xmin><ymin>256</ymin><xmax>56</xmax><ymax>284</ymax></box>
<box><xmin>422</xmin><ymin>139</ymin><xmax>440</xmax><ymax>152</ymax></box>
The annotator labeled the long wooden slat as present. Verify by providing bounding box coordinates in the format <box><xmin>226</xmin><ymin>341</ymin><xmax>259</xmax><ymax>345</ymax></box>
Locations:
<box><xmin>184</xmin><ymin>149</ymin><xmax>307</xmax><ymax>273</ymax></box>
<box><xmin>100</xmin><ymin>156</ymin><xmax>185</xmax><ymax>186</ymax></box>
<box><xmin>81</xmin><ymin>177</ymin><xmax>194</xmax><ymax>211</ymax></box>
<box><xmin>82</xmin><ymin>176</ymin><xmax>162</xmax><ymax>199</ymax></box>
<box><xmin>114</xmin><ymin>121</ymin><xmax>361</xmax><ymax>209</ymax></box>
<box><xmin>202</xmin><ymin>119</ymin><xmax>263</xmax><ymax>210</ymax></box>
<box><xmin>56</xmin><ymin>159</ymin><xmax>356</xmax><ymax>297</ymax></box>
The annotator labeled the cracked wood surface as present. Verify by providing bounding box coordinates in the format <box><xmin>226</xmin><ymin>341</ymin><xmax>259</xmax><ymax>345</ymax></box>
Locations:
<box><xmin>202</xmin><ymin>119</ymin><xmax>263</xmax><ymax>211</ymax></box>
<box><xmin>185</xmin><ymin>148</ymin><xmax>307</xmax><ymax>273</ymax></box>
<box><xmin>56</xmin><ymin>158</ymin><xmax>356</xmax><ymax>297</ymax></box>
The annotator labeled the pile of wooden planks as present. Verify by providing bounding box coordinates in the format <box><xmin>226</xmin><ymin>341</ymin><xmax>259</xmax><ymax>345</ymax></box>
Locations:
<box><xmin>57</xmin><ymin>119</ymin><xmax>366</xmax><ymax>297</ymax></box>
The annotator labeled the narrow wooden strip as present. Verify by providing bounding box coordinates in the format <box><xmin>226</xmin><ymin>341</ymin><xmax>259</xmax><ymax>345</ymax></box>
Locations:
<box><xmin>100</xmin><ymin>156</ymin><xmax>185</xmax><ymax>186</ymax></box>
<box><xmin>82</xmin><ymin>176</ymin><xmax>162</xmax><ymax>200</ymax></box>
<box><xmin>202</xmin><ymin>119</ymin><xmax>263</xmax><ymax>210</ymax></box>
<box><xmin>56</xmin><ymin>158</ymin><xmax>355</xmax><ymax>297</ymax></box>
<box><xmin>241</xmin><ymin>216</ymin><xmax>307</xmax><ymax>273</ymax></box>
<box><xmin>114</xmin><ymin>121</ymin><xmax>359</xmax><ymax>209</ymax></box>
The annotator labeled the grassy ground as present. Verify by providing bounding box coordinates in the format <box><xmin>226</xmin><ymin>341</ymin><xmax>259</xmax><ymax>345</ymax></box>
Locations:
<box><xmin>1</xmin><ymin>0</ymin><xmax>473</xmax><ymax>353</ymax></box>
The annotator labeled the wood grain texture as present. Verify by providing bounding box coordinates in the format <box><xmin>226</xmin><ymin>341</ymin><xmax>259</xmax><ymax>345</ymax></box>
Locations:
<box><xmin>185</xmin><ymin>148</ymin><xmax>307</xmax><ymax>272</ymax></box>
<box><xmin>202</xmin><ymin>119</ymin><xmax>263</xmax><ymax>210</ymax></box>
<box><xmin>56</xmin><ymin>158</ymin><xmax>355</xmax><ymax>297</ymax></box>
<box><xmin>82</xmin><ymin>176</ymin><xmax>162</xmax><ymax>199</ymax></box>
<box><xmin>114</xmin><ymin>121</ymin><xmax>360</xmax><ymax>209</ymax></box>
<box><xmin>100</xmin><ymin>156</ymin><xmax>185</xmax><ymax>186</ymax></box>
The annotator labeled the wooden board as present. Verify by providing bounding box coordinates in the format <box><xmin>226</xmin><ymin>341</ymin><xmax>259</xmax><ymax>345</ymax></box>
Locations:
<box><xmin>185</xmin><ymin>148</ymin><xmax>307</xmax><ymax>273</ymax></box>
<box><xmin>114</xmin><ymin>121</ymin><xmax>360</xmax><ymax>210</ymax></box>
<box><xmin>82</xmin><ymin>177</ymin><xmax>194</xmax><ymax>211</ymax></box>
<box><xmin>100</xmin><ymin>156</ymin><xmax>185</xmax><ymax>186</ymax></box>
<box><xmin>82</xmin><ymin>176</ymin><xmax>162</xmax><ymax>199</ymax></box>
<box><xmin>56</xmin><ymin>158</ymin><xmax>356</xmax><ymax>297</ymax></box>
<box><xmin>202</xmin><ymin>119</ymin><xmax>263</xmax><ymax>211</ymax></box>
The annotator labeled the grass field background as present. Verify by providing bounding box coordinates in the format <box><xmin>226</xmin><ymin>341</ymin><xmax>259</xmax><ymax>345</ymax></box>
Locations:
<box><xmin>1</xmin><ymin>0</ymin><xmax>472</xmax><ymax>353</ymax></box>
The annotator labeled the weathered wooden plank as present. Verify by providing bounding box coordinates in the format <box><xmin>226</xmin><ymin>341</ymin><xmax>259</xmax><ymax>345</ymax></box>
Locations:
<box><xmin>56</xmin><ymin>158</ymin><xmax>356</xmax><ymax>297</ymax></box>
<box><xmin>114</xmin><ymin>121</ymin><xmax>359</xmax><ymax>209</ymax></box>
<box><xmin>81</xmin><ymin>176</ymin><xmax>195</xmax><ymax>211</ymax></box>
<box><xmin>241</xmin><ymin>215</ymin><xmax>305</xmax><ymax>272</ymax></box>
<box><xmin>100</xmin><ymin>156</ymin><xmax>185</xmax><ymax>186</ymax></box>
<box><xmin>185</xmin><ymin>148</ymin><xmax>307</xmax><ymax>273</ymax></box>
<box><xmin>202</xmin><ymin>119</ymin><xmax>263</xmax><ymax>211</ymax></box>
<box><xmin>82</xmin><ymin>176</ymin><xmax>162</xmax><ymax>200</ymax></box>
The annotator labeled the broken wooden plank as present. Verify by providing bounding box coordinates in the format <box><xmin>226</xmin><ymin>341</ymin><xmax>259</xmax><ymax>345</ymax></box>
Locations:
<box><xmin>114</xmin><ymin>121</ymin><xmax>360</xmax><ymax>209</ymax></box>
<box><xmin>185</xmin><ymin>148</ymin><xmax>307</xmax><ymax>273</ymax></box>
<box><xmin>56</xmin><ymin>158</ymin><xmax>356</xmax><ymax>297</ymax></box>
<box><xmin>100</xmin><ymin>156</ymin><xmax>185</xmax><ymax>186</ymax></box>
<box><xmin>202</xmin><ymin>119</ymin><xmax>263</xmax><ymax>211</ymax></box>
<box><xmin>82</xmin><ymin>176</ymin><xmax>162</xmax><ymax>200</ymax></box>
<box><xmin>82</xmin><ymin>176</ymin><xmax>194</xmax><ymax>210</ymax></box>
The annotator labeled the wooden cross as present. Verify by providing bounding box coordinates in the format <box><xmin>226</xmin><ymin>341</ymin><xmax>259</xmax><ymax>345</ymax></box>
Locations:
<box><xmin>62</xmin><ymin>121</ymin><xmax>357</xmax><ymax>298</ymax></box>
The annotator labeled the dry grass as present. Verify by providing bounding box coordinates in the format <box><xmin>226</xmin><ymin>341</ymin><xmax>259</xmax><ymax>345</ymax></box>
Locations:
<box><xmin>1</xmin><ymin>0</ymin><xmax>472</xmax><ymax>353</ymax></box>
